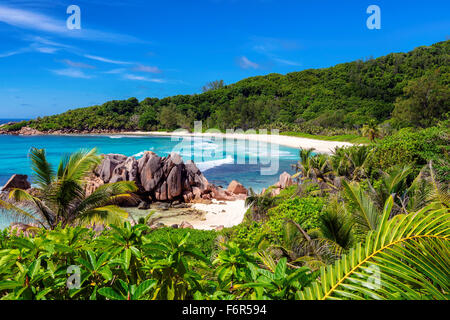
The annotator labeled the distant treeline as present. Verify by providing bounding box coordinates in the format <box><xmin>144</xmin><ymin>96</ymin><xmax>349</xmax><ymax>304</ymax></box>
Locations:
<box><xmin>6</xmin><ymin>40</ymin><xmax>449</xmax><ymax>135</ymax></box>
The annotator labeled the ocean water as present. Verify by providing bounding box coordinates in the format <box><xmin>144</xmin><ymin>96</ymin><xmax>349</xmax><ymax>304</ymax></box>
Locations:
<box><xmin>0</xmin><ymin>118</ymin><xmax>29</xmax><ymax>125</ymax></box>
<box><xmin>0</xmin><ymin>134</ymin><xmax>300</xmax><ymax>229</ymax></box>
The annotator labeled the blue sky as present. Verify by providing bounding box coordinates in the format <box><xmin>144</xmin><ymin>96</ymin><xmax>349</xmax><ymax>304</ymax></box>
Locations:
<box><xmin>0</xmin><ymin>0</ymin><xmax>448</xmax><ymax>118</ymax></box>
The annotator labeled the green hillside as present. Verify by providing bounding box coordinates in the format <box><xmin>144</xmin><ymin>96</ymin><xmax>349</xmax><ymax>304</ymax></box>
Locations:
<box><xmin>5</xmin><ymin>40</ymin><xmax>449</xmax><ymax>135</ymax></box>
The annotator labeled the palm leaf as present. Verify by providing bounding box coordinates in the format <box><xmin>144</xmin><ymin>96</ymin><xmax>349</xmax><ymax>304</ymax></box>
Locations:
<box><xmin>58</xmin><ymin>148</ymin><xmax>101</xmax><ymax>182</ymax></box>
<box><xmin>298</xmin><ymin>197</ymin><xmax>450</xmax><ymax>300</ymax></box>
<box><xmin>77</xmin><ymin>205</ymin><xmax>129</xmax><ymax>226</ymax></box>
<box><xmin>29</xmin><ymin>147</ymin><xmax>54</xmax><ymax>188</ymax></box>
<box><xmin>342</xmin><ymin>180</ymin><xmax>380</xmax><ymax>233</ymax></box>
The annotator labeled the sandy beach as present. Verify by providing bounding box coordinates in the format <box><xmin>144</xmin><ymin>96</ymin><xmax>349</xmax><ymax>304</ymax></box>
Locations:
<box><xmin>190</xmin><ymin>199</ymin><xmax>247</xmax><ymax>230</ymax></box>
<box><xmin>126</xmin><ymin>200</ymin><xmax>248</xmax><ymax>231</ymax></box>
<box><xmin>120</xmin><ymin>131</ymin><xmax>354</xmax><ymax>154</ymax></box>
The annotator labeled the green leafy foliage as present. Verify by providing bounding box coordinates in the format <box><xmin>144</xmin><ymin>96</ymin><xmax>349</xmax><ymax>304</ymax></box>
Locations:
<box><xmin>267</xmin><ymin>197</ymin><xmax>326</xmax><ymax>240</ymax></box>
<box><xmin>369</xmin><ymin>126</ymin><xmax>449</xmax><ymax>182</ymax></box>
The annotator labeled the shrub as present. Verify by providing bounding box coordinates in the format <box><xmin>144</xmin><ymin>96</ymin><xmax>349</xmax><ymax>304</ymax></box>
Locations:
<box><xmin>267</xmin><ymin>196</ymin><xmax>326</xmax><ymax>241</ymax></box>
<box><xmin>369</xmin><ymin>126</ymin><xmax>449</xmax><ymax>182</ymax></box>
<box><xmin>145</xmin><ymin>227</ymin><xmax>217</xmax><ymax>258</ymax></box>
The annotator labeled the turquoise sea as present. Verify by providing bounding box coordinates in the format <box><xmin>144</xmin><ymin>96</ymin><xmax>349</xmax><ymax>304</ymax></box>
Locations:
<box><xmin>0</xmin><ymin>133</ymin><xmax>300</xmax><ymax>228</ymax></box>
<box><xmin>1</xmin><ymin>132</ymin><xmax>299</xmax><ymax>187</ymax></box>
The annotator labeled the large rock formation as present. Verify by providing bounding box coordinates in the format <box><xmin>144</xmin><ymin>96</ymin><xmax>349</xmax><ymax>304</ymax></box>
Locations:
<box><xmin>227</xmin><ymin>180</ymin><xmax>248</xmax><ymax>195</ymax></box>
<box><xmin>89</xmin><ymin>151</ymin><xmax>246</xmax><ymax>204</ymax></box>
<box><xmin>1</xmin><ymin>174</ymin><xmax>31</xmax><ymax>191</ymax></box>
<box><xmin>263</xmin><ymin>171</ymin><xmax>295</xmax><ymax>196</ymax></box>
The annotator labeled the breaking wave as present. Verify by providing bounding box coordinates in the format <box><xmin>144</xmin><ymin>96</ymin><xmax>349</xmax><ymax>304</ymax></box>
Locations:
<box><xmin>196</xmin><ymin>156</ymin><xmax>234</xmax><ymax>172</ymax></box>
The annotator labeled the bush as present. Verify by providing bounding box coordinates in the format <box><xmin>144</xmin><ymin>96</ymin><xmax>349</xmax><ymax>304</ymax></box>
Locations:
<box><xmin>226</xmin><ymin>221</ymin><xmax>268</xmax><ymax>246</ymax></box>
<box><xmin>267</xmin><ymin>196</ymin><xmax>326</xmax><ymax>241</ymax></box>
<box><xmin>370</xmin><ymin>126</ymin><xmax>449</xmax><ymax>182</ymax></box>
<box><xmin>145</xmin><ymin>227</ymin><xmax>217</xmax><ymax>258</ymax></box>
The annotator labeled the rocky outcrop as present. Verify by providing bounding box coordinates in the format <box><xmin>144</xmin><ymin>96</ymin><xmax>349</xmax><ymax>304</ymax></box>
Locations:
<box><xmin>227</xmin><ymin>180</ymin><xmax>248</xmax><ymax>195</ymax></box>
<box><xmin>279</xmin><ymin>172</ymin><xmax>294</xmax><ymax>189</ymax></box>
<box><xmin>89</xmin><ymin>151</ymin><xmax>247</xmax><ymax>205</ymax></box>
<box><xmin>84</xmin><ymin>174</ymin><xmax>104</xmax><ymax>196</ymax></box>
<box><xmin>3</xmin><ymin>127</ymin><xmax>44</xmax><ymax>136</ymax></box>
<box><xmin>1</xmin><ymin>174</ymin><xmax>31</xmax><ymax>191</ymax></box>
<box><xmin>264</xmin><ymin>171</ymin><xmax>295</xmax><ymax>196</ymax></box>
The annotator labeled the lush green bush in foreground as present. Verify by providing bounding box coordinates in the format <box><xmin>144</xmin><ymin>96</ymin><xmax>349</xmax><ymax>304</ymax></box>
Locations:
<box><xmin>0</xmin><ymin>197</ymin><xmax>447</xmax><ymax>300</ymax></box>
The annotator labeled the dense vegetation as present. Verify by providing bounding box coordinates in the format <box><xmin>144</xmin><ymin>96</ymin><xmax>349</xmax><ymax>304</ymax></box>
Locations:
<box><xmin>4</xmin><ymin>40</ymin><xmax>449</xmax><ymax>137</ymax></box>
<box><xmin>0</xmin><ymin>123</ymin><xmax>448</xmax><ymax>299</ymax></box>
<box><xmin>0</xmin><ymin>40</ymin><xmax>448</xmax><ymax>300</ymax></box>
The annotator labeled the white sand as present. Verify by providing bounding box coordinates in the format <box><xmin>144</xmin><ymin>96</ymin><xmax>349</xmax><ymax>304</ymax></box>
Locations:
<box><xmin>190</xmin><ymin>199</ymin><xmax>247</xmax><ymax>230</ymax></box>
<box><xmin>120</xmin><ymin>131</ymin><xmax>353</xmax><ymax>154</ymax></box>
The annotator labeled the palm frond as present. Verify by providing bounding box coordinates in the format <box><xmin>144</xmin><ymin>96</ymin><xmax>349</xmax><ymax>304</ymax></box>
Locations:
<box><xmin>0</xmin><ymin>198</ymin><xmax>43</xmax><ymax>227</ymax></box>
<box><xmin>298</xmin><ymin>197</ymin><xmax>450</xmax><ymax>300</ymax></box>
<box><xmin>29</xmin><ymin>147</ymin><xmax>54</xmax><ymax>188</ymax></box>
<box><xmin>320</xmin><ymin>199</ymin><xmax>354</xmax><ymax>250</ymax></box>
<box><xmin>58</xmin><ymin>148</ymin><xmax>101</xmax><ymax>182</ymax></box>
<box><xmin>8</xmin><ymin>188</ymin><xmax>56</xmax><ymax>227</ymax></box>
<box><xmin>76</xmin><ymin>205</ymin><xmax>129</xmax><ymax>226</ymax></box>
<box><xmin>342</xmin><ymin>180</ymin><xmax>380</xmax><ymax>233</ymax></box>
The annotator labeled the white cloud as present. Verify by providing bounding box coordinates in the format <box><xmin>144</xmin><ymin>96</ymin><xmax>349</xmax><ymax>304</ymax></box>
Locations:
<box><xmin>0</xmin><ymin>48</ymin><xmax>28</xmax><ymax>58</ymax></box>
<box><xmin>52</xmin><ymin>68</ymin><xmax>92</xmax><ymax>79</ymax></box>
<box><xmin>0</xmin><ymin>5</ymin><xmax>143</xmax><ymax>43</ymax></box>
<box><xmin>132</xmin><ymin>64</ymin><xmax>162</xmax><ymax>73</ymax></box>
<box><xmin>35</xmin><ymin>47</ymin><xmax>59</xmax><ymax>54</ymax></box>
<box><xmin>238</xmin><ymin>56</ymin><xmax>260</xmax><ymax>69</ymax></box>
<box><xmin>103</xmin><ymin>68</ymin><xmax>127</xmax><ymax>74</ymax></box>
<box><xmin>123</xmin><ymin>74</ymin><xmax>165</xmax><ymax>83</ymax></box>
<box><xmin>273</xmin><ymin>57</ymin><xmax>301</xmax><ymax>66</ymax></box>
<box><xmin>84</xmin><ymin>54</ymin><xmax>132</xmax><ymax>65</ymax></box>
<box><xmin>62</xmin><ymin>59</ymin><xmax>95</xmax><ymax>69</ymax></box>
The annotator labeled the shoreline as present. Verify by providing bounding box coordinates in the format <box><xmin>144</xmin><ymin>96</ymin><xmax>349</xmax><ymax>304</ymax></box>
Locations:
<box><xmin>1</xmin><ymin>128</ymin><xmax>354</xmax><ymax>154</ymax></box>
<box><xmin>51</xmin><ymin>130</ymin><xmax>353</xmax><ymax>154</ymax></box>
<box><xmin>118</xmin><ymin>131</ymin><xmax>354</xmax><ymax>154</ymax></box>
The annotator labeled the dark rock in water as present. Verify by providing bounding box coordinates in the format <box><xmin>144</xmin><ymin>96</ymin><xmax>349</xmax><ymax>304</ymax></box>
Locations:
<box><xmin>1</xmin><ymin>174</ymin><xmax>31</xmax><ymax>191</ymax></box>
<box><xmin>109</xmin><ymin>156</ymin><xmax>139</xmax><ymax>184</ymax></box>
<box><xmin>138</xmin><ymin>151</ymin><xmax>164</xmax><ymax>191</ymax></box>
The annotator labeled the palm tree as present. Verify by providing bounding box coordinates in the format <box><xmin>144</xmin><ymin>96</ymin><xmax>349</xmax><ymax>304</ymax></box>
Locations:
<box><xmin>292</xmin><ymin>148</ymin><xmax>315</xmax><ymax>181</ymax></box>
<box><xmin>245</xmin><ymin>188</ymin><xmax>278</xmax><ymax>221</ymax></box>
<box><xmin>361</xmin><ymin>120</ymin><xmax>381</xmax><ymax>143</ymax></box>
<box><xmin>298</xmin><ymin>196</ymin><xmax>450</xmax><ymax>300</ymax></box>
<box><xmin>330</xmin><ymin>146</ymin><xmax>373</xmax><ymax>182</ymax></box>
<box><xmin>407</xmin><ymin>161</ymin><xmax>449</xmax><ymax>211</ymax></box>
<box><xmin>367</xmin><ymin>165</ymin><xmax>414</xmax><ymax>214</ymax></box>
<box><xmin>342</xmin><ymin>180</ymin><xmax>380</xmax><ymax>238</ymax></box>
<box><xmin>319</xmin><ymin>197</ymin><xmax>354</xmax><ymax>251</ymax></box>
<box><xmin>0</xmin><ymin>148</ymin><xmax>137</xmax><ymax>230</ymax></box>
